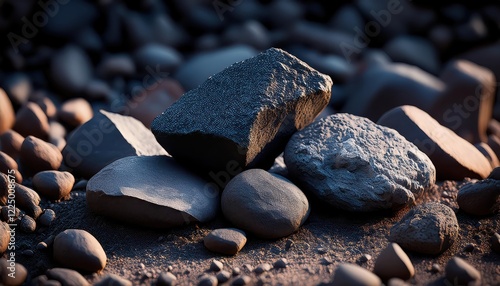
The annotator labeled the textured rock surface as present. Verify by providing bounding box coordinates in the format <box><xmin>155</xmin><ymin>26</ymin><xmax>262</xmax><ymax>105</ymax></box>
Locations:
<box><xmin>390</xmin><ymin>202</ymin><xmax>459</xmax><ymax>255</ymax></box>
<box><xmin>53</xmin><ymin>229</ymin><xmax>107</xmax><ymax>272</ymax></box>
<box><xmin>285</xmin><ymin>113</ymin><xmax>435</xmax><ymax>211</ymax></box>
<box><xmin>152</xmin><ymin>48</ymin><xmax>332</xmax><ymax>175</ymax></box>
<box><xmin>221</xmin><ymin>169</ymin><xmax>309</xmax><ymax>239</ymax></box>
<box><xmin>87</xmin><ymin>156</ymin><xmax>219</xmax><ymax>228</ymax></box>
<box><xmin>457</xmin><ymin>179</ymin><xmax>500</xmax><ymax>215</ymax></box>
<box><xmin>378</xmin><ymin>105</ymin><xmax>492</xmax><ymax>180</ymax></box>
<box><xmin>62</xmin><ymin>110</ymin><xmax>168</xmax><ymax>179</ymax></box>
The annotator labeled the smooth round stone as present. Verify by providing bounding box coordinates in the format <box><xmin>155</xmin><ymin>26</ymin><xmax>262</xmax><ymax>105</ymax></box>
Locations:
<box><xmin>445</xmin><ymin>257</ymin><xmax>481</xmax><ymax>286</ymax></box>
<box><xmin>97</xmin><ymin>54</ymin><xmax>136</xmax><ymax>79</ymax></box>
<box><xmin>198</xmin><ymin>275</ymin><xmax>217</xmax><ymax>286</ymax></box>
<box><xmin>53</xmin><ymin>229</ymin><xmax>107</xmax><ymax>273</ymax></box>
<box><xmin>134</xmin><ymin>44</ymin><xmax>182</xmax><ymax>74</ymax></box>
<box><xmin>254</xmin><ymin>263</ymin><xmax>272</xmax><ymax>274</ymax></box>
<box><xmin>457</xmin><ymin>179</ymin><xmax>500</xmax><ymax>215</ymax></box>
<box><xmin>58</xmin><ymin>98</ymin><xmax>93</xmax><ymax>127</ymax></box>
<box><xmin>49</xmin><ymin>45</ymin><xmax>92</xmax><ymax>96</ymax></box>
<box><xmin>46</xmin><ymin>268</ymin><xmax>90</xmax><ymax>286</ymax></box>
<box><xmin>33</xmin><ymin>171</ymin><xmax>75</xmax><ymax>201</ymax></box>
<box><xmin>216</xmin><ymin>271</ymin><xmax>231</xmax><ymax>284</ymax></box>
<box><xmin>0</xmin><ymin>130</ymin><xmax>24</xmax><ymax>160</ymax></box>
<box><xmin>390</xmin><ymin>203</ymin><xmax>459</xmax><ymax>255</ymax></box>
<box><xmin>20</xmin><ymin>136</ymin><xmax>62</xmax><ymax>175</ymax></box>
<box><xmin>31</xmin><ymin>92</ymin><xmax>58</xmax><ymax>119</ymax></box>
<box><xmin>39</xmin><ymin>209</ymin><xmax>56</xmax><ymax>227</ymax></box>
<box><xmin>20</xmin><ymin>215</ymin><xmax>36</xmax><ymax>233</ymax></box>
<box><xmin>0</xmin><ymin>89</ymin><xmax>15</xmax><ymax>134</ymax></box>
<box><xmin>273</xmin><ymin>258</ymin><xmax>287</xmax><ymax>269</ymax></box>
<box><xmin>383</xmin><ymin>36</ymin><xmax>440</xmax><ymax>74</ymax></box>
<box><xmin>0</xmin><ymin>151</ymin><xmax>22</xmax><ymax>183</ymax></box>
<box><xmin>222</xmin><ymin>21</ymin><xmax>270</xmax><ymax>50</ymax></box>
<box><xmin>0</xmin><ymin>258</ymin><xmax>27</xmax><ymax>285</ymax></box>
<box><xmin>156</xmin><ymin>272</ymin><xmax>177</xmax><ymax>286</ymax></box>
<box><xmin>373</xmin><ymin>243</ymin><xmax>415</xmax><ymax>281</ymax></box>
<box><xmin>331</xmin><ymin>263</ymin><xmax>382</xmax><ymax>286</ymax></box>
<box><xmin>14</xmin><ymin>183</ymin><xmax>42</xmax><ymax>219</ymax></box>
<box><xmin>94</xmin><ymin>274</ymin><xmax>132</xmax><ymax>286</ymax></box>
<box><xmin>0</xmin><ymin>221</ymin><xmax>10</xmax><ymax>253</ymax></box>
<box><xmin>491</xmin><ymin>233</ymin><xmax>500</xmax><ymax>253</ymax></box>
<box><xmin>222</xmin><ymin>169</ymin><xmax>310</xmax><ymax>239</ymax></box>
<box><xmin>210</xmin><ymin>260</ymin><xmax>224</xmax><ymax>272</ymax></box>
<box><xmin>13</xmin><ymin>102</ymin><xmax>50</xmax><ymax>140</ymax></box>
<box><xmin>204</xmin><ymin>228</ymin><xmax>247</xmax><ymax>255</ymax></box>
<box><xmin>232</xmin><ymin>275</ymin><xmax>252</xmax><ymax>285</ymax></box>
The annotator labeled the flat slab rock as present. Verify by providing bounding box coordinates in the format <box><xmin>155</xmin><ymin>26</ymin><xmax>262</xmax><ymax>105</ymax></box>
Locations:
<box><xmin>62</xmin><ymin>110</ymin><xmax>168</xmax><ymax>179</ymax></box>
<box><xmin>152</xmin><ymin>47</ymin><xmax>332</xmax><ymax>175</ymax></box>
<box><xmin>378</xmin><ymin>105</ymin><xmax>492</xmax><ymax>180</ymax></box>
<box><xmin>86</xmin><ymin>155</ymin><xmax>219</xmax><ymax>228</ymax></box>
<box><xmin>284</xmin><ymin>113</ymin><xmax>436</xmax><ymax>212</ymax></box>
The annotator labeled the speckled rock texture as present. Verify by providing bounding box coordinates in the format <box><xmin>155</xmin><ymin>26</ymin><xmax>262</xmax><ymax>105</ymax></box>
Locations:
<box><xmin>284</xmin><ymin>113</ymin><xmax>436</xmax><ymax>212</ymax></box>
<box><xmin>152</xmin><ymin>48</ymin><xmax>332</xmax><ymax>175</ymax></box>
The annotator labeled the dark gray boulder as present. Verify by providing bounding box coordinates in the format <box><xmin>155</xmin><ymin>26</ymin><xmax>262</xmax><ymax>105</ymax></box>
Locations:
<box><xmin>284</xmin><ymin>113</ymin><xmax>436</xmax><ymax>212</ymax></box>
<box><xmin>152</xmin><ymin>48</ymin><xmax>332</xmax><ymax>176</ymax></box>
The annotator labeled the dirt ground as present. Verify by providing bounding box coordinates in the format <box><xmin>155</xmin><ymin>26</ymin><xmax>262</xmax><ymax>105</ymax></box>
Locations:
<box><xmin>16</xmin><ymin>180</ymin><xmax>500</xmax><ymax>286</ymax></box>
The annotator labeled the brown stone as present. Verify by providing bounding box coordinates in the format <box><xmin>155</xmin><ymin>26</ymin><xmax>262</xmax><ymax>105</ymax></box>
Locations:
<box><xmin>58</xmin><ymin>98</ymin><xmax>93</xmax><ymax>127</ymax></box>
<box><xmin>0</xmin><ymin>89</ymin><xmax>15</xmax><ymax>135</ymax></box>
<box><xmin>33</xmin><ymin>171</ymin><xmax>75</xmax><ymax>200</ymax></box>
<box><xmin>20</xmin><ymin>136</ymin><xmax>63</xmax><ymax>175</ymax></box>
<box><xmin>0</xmin><ymin>130</ymin><xmax>24</xmax><ymax>160</ymax></box>
<box><xmin>0</xmin><ymin>151</ymin><xmax>22</xmax><ymax>183</ymax></box>
<box><xmin>457</xmin><ymin>179</ymin><xmax>500</xmax><ymax>215</ymax></box>
<box><xmin>13</xmin><ymin>102</ymin><xmax>50</xmax><ymax>140</ymax></box>
<box><xmin>374</xmin><ymin>243</ymin><xmax>415</xmax><ymax>281</ymax></box>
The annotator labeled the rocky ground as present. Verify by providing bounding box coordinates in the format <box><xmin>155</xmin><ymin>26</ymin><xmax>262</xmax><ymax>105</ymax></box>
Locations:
<box><xmin>0</xmin><ymin>0</ymin><xmax>500</xmax><ymax>285</ymax></box>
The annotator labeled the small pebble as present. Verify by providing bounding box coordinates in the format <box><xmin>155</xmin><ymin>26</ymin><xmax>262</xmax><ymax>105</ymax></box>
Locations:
<box><xmin>210</xmin><ymin>259</ymin><xmax>224</xmax><ymax>272</ymax></box>
<box><xmin>232</xmin><ymin>267</ymin><xmax>241</xmax><ymax>276</ymax></box>
<box><xmin>94</xmin><ymin>274</ymin><xmax>132</xmax><ymax>286</ymax></box>
<box><xmin>359</xmin><ymin>254</ymin><xmax>372</xmax><ymax>263</ymax></box>
<box><xmin>320</xmin><ymin>257</ymin><xmax>333</xmax><ymax>265</ymax></box>
<box><xmin>254</xmin><ymin>263</ymin><xmax>272</xmax><ymax>274</ymax></box>
<box><xmin>20</xmin><ymin>215</ymin><xmax>36</xmax><ymax>233</ymax></box>
<box><xmin>464</xmin><ymin>243</ymin><xmax>476</xmax><ymax>252</ymax></box>
<box><xmin>156</xmin><ymin>272</ymin><xmax>177</xmax><ymax>286</ymax></box>
<box><xmin>317</xmin><ymin>247</ymin><xmax>327</xmax><ymax>254</ymax></box>
<box><xmin>232</xmin><ymin>275</ymin><xmax>252</xmax><ymax>285</ymax></box>
<box><xmin>491</xmin><ymin>233</ymin><xmax>500</xmax><ymax>253</ymax></box>
<box><xmin>204</xmin><ymin>228</ymin><xmax>247</xmax><ymax>255</ymax></box>
<box><xmin>197</xmin><ymin>275</ymin><xmax>217</xmax><ymax>286</ymax></box>
<box><xmin>216</xmin><ymin>270</ymin><xmax>231</xmax><ymax>283</ymax></box>
<box><xmin>273</xmin><ymin>258</ymin><xmax>287</xmax><ymax>269</ymax></box>
<box><xmin>21</xmin><ymin>249</ymin><xmax>34</xmax><ymax>257</ymax></box>
<box><xmin>445</xmin><ymin>257</ymin><xmax>481</xmax><ymax>286</ymax></box>
<box><xmin>39</xmin><ymin>209</ymin><xmax>56</xmax><ymax>227</ymax></box>
<box><xmin>373</xmin><ymin>243</ymin><xmax>415</xmax><ymax>281</ymax></box>
<box><xmin>285</xmin><ymin>239</ymin><xmax>294</xmax><ymax>250</ymax></box>
<box><xmin>431</xmin><ymin>263</ymin><xmax>442</xmax><ymax>273</ymax></box>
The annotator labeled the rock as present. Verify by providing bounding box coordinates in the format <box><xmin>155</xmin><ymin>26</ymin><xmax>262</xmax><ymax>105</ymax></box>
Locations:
<box><xmin>232</xmin><ymin>275</ymin><xmax>251</xmax><ymax>285</ymax></box>
<box><xmin>20</xmin><ymin>136</ymin><xmax>63</xmax><ymax>176</ymax></box>
<box><xmin>216</xmin><ymin>271</ymin><xmax>231</xmax><ymax>284</ymax></box>
<box><xmin>20</xmin><ymin>215</ymin><xmax>36</xmax><ymax>232</ymax></box>
<box><xmin>390</xmin><ymin>202</ymin><xmax>459</xmax><ymax>255</ymax></box>
<box><xmin>0</xmin><ymin>151</ymin><xmax>22</xmax><ymax>183</ymax></box>
<box><xmin>457</xmin><ymin>179</ymin><xmax>500</xmax><ymax>215</ymax></box>
<box><xmin>445</xmin><ymin>257</ymin><xmax>481</xmax><ymax>286</ymax></box>
<box><xmin>62</xmin><ymin>110</ymin><xmax>168</xmax><ymax>179</ymax></box>
<box><xmin>222</xmin><ymin>169</ymin><xmax>309</xmax><ymax>239</ymax></box>
<box><xmin>222</xmin><ymin>21</ymin><xmax>270</xmax><ymax>50</ymax></box>
<box><xmin>94</xmin><ymin>274</ymin><xmax>132</xmax><ymax>286</ymax></box>
<box><xmin>487</xmin><ymin>135</ymin><xmax>500</xmax><ymax>160</ymax></box>
<box><xmin>174</xmin><ymin>45</ymin><xmax>257</xmax><ymax>91</ymax></box>
<box><xmin>204</xmin><ymin>228</ymin><xmax>247</xmax><ymax>255</ymax></box>
<box><xmin>1</xmin><ymin>206</ymin><xmax>19</xmax><ymax>223</ymax></box>
<box><xmin>387</xmin><ymin>278</ymin><xmax>410</xmax><ymax>286</ymax></box>
<box><xmin>491</xmin><ymin>233</ymin><xmax>500</xmax><ymax>253</ymax></box>
<box><xmin>46</xmin><ymin>268</ymin><xmax>90</xmax><ymax>286</ymax></box>
<box><xmin>14</xmin><ymin>183</ymin><xmax>42</xmax><ymax>219</ymax></box>
<box><xmin>49</xmin><ymin>45</ymin><xmax>93</xmax><ymax>96</ymax></box>
<box><xmin>0</xmin><ymin>258</ymin><xmax>27</xmax><ymax>285</ymax></box>
<box><xmin>153</xmin><ymin>48</ymin><xmax>332</xmax><ymax>175</ymax></box>
<box><xmin>254</xmin><ymin>263</ymin><xmax>272</xmax><ymax>274</ymax></box>
<box><xmin>378</xmin><ymin>105</ymin><xmax>492</xmax><ymax>180</ymax></box>
<box><xmin>273</xmin><ymin>258</ymin><xmax>288</xmax><ymax>269</ymax></box>
<box><xmin>431</xmin><ymin>263</ymin><xmax>442</xmax><ymax>273</ymax></box>
<box><xmin>39</xmin><ymin>209</ymin><xmax>56</xmax><ymax>227</ymax></box>
<box><xmin>156</xmin><ymin>272</ymin><xmax>177</xmax><ymax>286</ymax></box>
<box><xmin>13</xmin><ymin>102</ymin><xmax>50</xmax><ymax>140</ymax></box>
<box><xmin>33</xmin><ymin>171</ymin><xmax>75</xmax><ymax>201</ymax></box>
<box><xmin>0</xmin><ymin>130</ymin><xmax>24</xmax><ymax>160</ymax></box>
<box><xmin>31</xmin><ymin>93</ymin><xmax>57</xmax><ymax>119</ymax></box>
<box><xmin>285</xmin><ymin>113</ymin><xmax>435</xmax><ymax>211</ymax></box>
<box><xmin>97</xmin><ymin>54</ymin><xmax>135</xmax><ymax>79</ymax></box>
<box><xmin>58</xmin><ymin>98</ymin><xmax>94</xmax><ymax>128</ymax></box>
<box><xmin>341</xmin><ymin>62</ymin><xmax>443</xmax><ymax>122</ymax></box>
<box><xmin>1</xmin><ymin>73</ymin><xmax>31</xmax><ymax>108</ymax></box>
<box><xmin>430</xmin><ymin>60</ymin><xmax>496</xmax><ymax>144</ymax></box>
<box><xmin>134</xmin><ymin>44</ymin><xmax>182</xmax><ymax>74</ymax></box>
<box><xmin>331</xmin><ymin>263</ymin><xmax>382</xmax><ymax>286</ymax></box>
<box><xmin>53</xmin><ymin>229</ymin><xmax>107</xmax><ymax>273</ymax></box>
<box><xmin>0</xmin><ymin>89</ymin><xmax>15</xmax><ymax>134</ymax></box>
<box><xmin>210</xmin><ymin>260</ymin><xmax>224</xmax><ymax>272</ymax></box>
<box><xmin>86</xmin><ymin>156</ymin><xmax>219</xmax><ymax>228</ymax></box>
<box><xmin>475</xmin><ymin>143</ymin><xmax>499</xmax><ymax>168</ymax></box>
<box><xmin>383</xmin><ymin>36</ymin><xmax>440</xmax><ymax>74</ymax></box>
<box><xmin>373</xmin><ymin>243</ymin><xmax>415</xmax><ymax>281</ymax></box>
<box><xmin>0</xmin><ymin>222</ymin><xmax>10</xmax><ymax>253</ymax></box>
<box><xmin>198</xmin><ymin>275</ymin><xmax>217</xmax><ymax>286</ymax></box>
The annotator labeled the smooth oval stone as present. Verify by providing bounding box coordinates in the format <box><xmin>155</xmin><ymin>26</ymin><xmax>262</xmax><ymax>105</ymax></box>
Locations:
<box><xmin>20</xmin><ymin>136</ymin><xmax>62</xmax><ymax>175</ymax></box>
<box><xmin>14</xmin><ymin>183</ymin><xmax>42</xmax><ymax>219</ymax></box>
<box><xmin>285</xmin><ymin>113</ymin><xmax>435</xmax><ymax>212</ymax></box>
<box><xmin>0</xmin><ymin>258</ymin><xmax>27</xmax><ymax>285</ymax></box>
<box><xmin>0</xmin><ymin>222</ymin><xmax>10</xmax><ymax>253</ymax></box>
<box><xmin>222</xmin><ymin>169</ymin><xmax>309</xmax><ymax>239</ymax></box>
<box><xmin>204</xmin><ymin>228</ymin><xmax>247</xmax><ymax>255</ymax></box>
<box><xmin>46</xmin><ymin>268</ymin><xmax>90</xmax><ymax>286</ymax></box>
<box><xmin>457</xmin><ymin>179</ymin><xmax>500</xmax><ymax>215</ymax></box>
<box><xmin>0</xmin><ymin>130</ymin><xmax>24</xmax><ymax>160</ymax></box>
<box><xmin>86</xmin><ymin>156</ymin><xmax>219</xmax><ymax>228</ymax></box>
<box><xmin>134</xmin><ymin>44</ymin><xmax>182</xmax><ymax>74</ymax></box>
<box><xmin>13</xmin><ymin>102</ymin><xmax>50</xmax><ymax>140</ymax></box>
<box><xmin>97</xmin><ymin>54</ymin><xmax>135</xmax><ymax>79</ymax></box>
<box><xmin>390</xmin><ymin>202</ymin><xmax>459</xmax><ymax>255</ymax></box>
<box><xmin>94</xmin><ymin>274</ymin><xmax>132</xmax><ymax>286</ymax></box>
<box><xmin>373</xmin><ymin>243</ymin><xmax>415</xmax><ymax>281</ymax></box>
<box><xmin>33</xmin><ymin>171</ymin><xmax>75</xmax><ymax>200</ymax></box>
<box><xmin>331</xmin><ymin>263</ymin><xmax>382</xmax><ymax>286</ymax></box>
<box><xmin>49</xmin><ymin>45</ymin><xmax>92</xmax><ymax>96</ymax></box>
<box><xmin>0</xmin><ymin>151</ymin><xmax>22</xmax><ymax>183</ymax></box>
<box><xmin>58</xmin><ymin>98</ymin><xmax>93</xmax><ymax>127</ymax></box>
<box><xmin>383</xmin><ymin>36</ymin><xmax>440</xmax><ymax>74</ymax></box>
<box><xmin>0</xmin><ymin>89</ymin><xmax>15</xmax><ymax>134</ymax></box>
<box><xmin>445</xmin><ymin>257</ymin><xmax>481</xmax><ymax>286</ymax></box>
<box><xmin>53</xmin><ymin>229</ymin><xmax>107</xmax><ymax>273</ymax></box>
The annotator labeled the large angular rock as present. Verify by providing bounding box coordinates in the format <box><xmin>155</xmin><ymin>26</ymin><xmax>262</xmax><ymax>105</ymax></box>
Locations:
<box><xmin>152</xmin><ymin>48</ymin><xmax>332</xmax><ymax>175</ymax></box>
<box><xmin>378</xmin><ymin>105</ymin><xmax>492</xmax><ymax>180</ymax></box>
<box><xmin>62</xmin><ymin>110</ymin><xmax>168</xmax><ymax>179</ymax></box>
<box><xmin>284</xmin><ymin>113</ymin><xmax>435</xmax><ymax>212</ymax></box>
<box><xmin>86</xmin><ymin>156</ymin><xmax>219</xmax><ymax>228</ymax></box>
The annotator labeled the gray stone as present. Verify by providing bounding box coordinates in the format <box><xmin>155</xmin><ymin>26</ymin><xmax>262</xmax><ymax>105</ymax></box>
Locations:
<box><xmin>49</xmin><ymin>45</ymin><xmax>93</xmax><ymax>96</ymax></box>
<box><xmin>20</xmin><ymin>215</ymin><xmax>36</xmax><ymax>233</ymax></box>
<box><xmin>222</xmin><ymin>169</ymin><xmax>309</xmax><ymax>239</ymax></box>
<box><xmin>198</xmin><ymin>275</ymin><xmax>217</xmax><ymax>286</ymax></box>
<box><xmin>39</xmin><ymin>209</ymin><xmax>56</xmax><ymax>227</ymax></box>
<box><xmin>134</xmin><ymin>44</ymin><xmax>182</xmax><ymax>74</ymax></box>
<box><xmin>153</xmin><ymin>48</ymin><xmax>332</xmax><ymax>175</ymax></box>
<box><xmin>390</xmin><ymin>203</ymin><xmax>459</xmax><ymax>255</ymax></box>
<box><xmin>62</xmin><ymin>110</ymin><xmax>168</xmax><ymax>179</ymax></box>
<box><xmin>383</xmin><ymin>36</ymin><xmax>440</xmax><ymax>74</ymax></box>
<box><xmin>204</xmin><ymin>228</ymin><xmax>247</xmax><ymax>255</ymax></box>
<box><xmin>285</xmin><ymin>113</ymin><xmax>435</xmax><ymax>211</ymax></box>
<box><xmin>46</xmin><ymin>268</ymin><xmax>90</xmax><ymax>286</ymax></box>
<box><xmin>445</xmin><ymin>257</ymin><xmax>481</xmax><ymax>286</ymax></box>
<box><xmin>331</xmin><ymin>263</ymin><xmax>382</xmax><ymax>286</ymax></box>
<box><xmin>254</xmin><ymin>263</ymin><xmax>272</xmax><ymax>274</ymax></box>
<box><xmin>216</xmin><ymin>271</ymin><xmax>231</xmax><ymax>284</ymax></box>
<box><xmin>457</xmin><ymin>179</ymin><xmax>500</xmax><ymax>215</ymax></box>
<box><xmin>94</xmin><ymin>274</ymin><xmax>132</xmax><ymax>286</ymax></box>
<box><xmin>174</xmin><ymin>45</ymin><xmax>257</xmax><ymax>91</ymax></box>
<box><xmin>232</xmin><ymin>275</ymin><xmax>251</xmax><ymax>285</ymax></box>
<box><xmin>86</xmin><ymin>156</ymin><xmax>219</xmax><ymax>228</ymax></box>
